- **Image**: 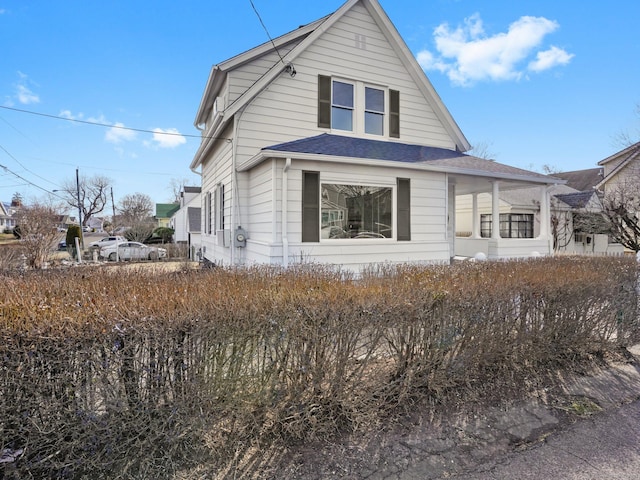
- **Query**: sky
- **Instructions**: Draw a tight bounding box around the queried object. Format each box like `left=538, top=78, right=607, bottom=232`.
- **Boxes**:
left=1, top=0, right=639, bottom=211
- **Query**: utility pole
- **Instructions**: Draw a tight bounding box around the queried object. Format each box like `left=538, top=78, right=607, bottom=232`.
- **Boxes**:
left=110, top=187, right=116, bottom=232
left=76, top=167, right=84, bottom=249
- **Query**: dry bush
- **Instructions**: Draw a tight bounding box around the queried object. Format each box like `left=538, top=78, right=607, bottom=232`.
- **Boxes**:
left=0, top=257, right=637, bottom=477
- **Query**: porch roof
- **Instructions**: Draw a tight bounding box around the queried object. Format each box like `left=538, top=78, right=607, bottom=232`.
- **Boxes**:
left=264, top=134, right=558, bottom=184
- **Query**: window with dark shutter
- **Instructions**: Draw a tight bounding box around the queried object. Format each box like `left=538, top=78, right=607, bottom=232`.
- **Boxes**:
left=318, top=75, right=331, bottom=128
left=389, top=89, right=400, bottom=138
left=397, top=178, right=410, bottom=241
left=302, top=171, right=320, bottom=242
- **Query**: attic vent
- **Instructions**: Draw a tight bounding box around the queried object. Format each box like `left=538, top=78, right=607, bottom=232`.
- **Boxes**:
left=355, top=34, right=367, bottom=50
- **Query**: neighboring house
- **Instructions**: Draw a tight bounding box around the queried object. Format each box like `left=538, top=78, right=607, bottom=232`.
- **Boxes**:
left=595, top=141, right=640, bottom=193
left=155, top=203, right=180, bottom=229
left=86, top=216, right=105, bottom=233
left=189, top=0, right=562, bottom=271
left=0, top=202, right=16, bottom=232
left=169, top=186, right=202, bottom=260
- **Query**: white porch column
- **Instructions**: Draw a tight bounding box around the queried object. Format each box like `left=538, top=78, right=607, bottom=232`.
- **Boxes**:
left=538, top=185, right=550, bottom=239
left=472, top=193, right=481, bottom=239
left=491, top=181, right=501, bottom=239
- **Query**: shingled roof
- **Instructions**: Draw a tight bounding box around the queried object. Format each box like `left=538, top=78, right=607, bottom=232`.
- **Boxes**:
left=264, top=134, right=553, bottom=181
left=554, top=191, right=597, bottom=209
left=553, top=168, right=603, bottom=192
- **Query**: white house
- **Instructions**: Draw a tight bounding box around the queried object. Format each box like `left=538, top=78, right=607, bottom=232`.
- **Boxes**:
left=190, top=0, right=562, bottom=271
left=0, top=202, right=16, bottom=232
left=169, top=186, right=202, bottom=260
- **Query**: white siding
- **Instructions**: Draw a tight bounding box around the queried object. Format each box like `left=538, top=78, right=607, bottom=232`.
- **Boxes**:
left=236, top=159, right=451, bottom=271
left=233, top=2, right=456, bottom=169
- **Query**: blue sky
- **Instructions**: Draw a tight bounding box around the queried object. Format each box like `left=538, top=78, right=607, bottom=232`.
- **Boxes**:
left=1, top=0, right=638, bottom=209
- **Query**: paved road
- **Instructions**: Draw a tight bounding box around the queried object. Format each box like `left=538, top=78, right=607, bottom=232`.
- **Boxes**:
left=454, top=398, right=640, bottom=480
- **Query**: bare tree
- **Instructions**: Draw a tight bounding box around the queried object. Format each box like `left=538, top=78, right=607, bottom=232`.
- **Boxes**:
left=168, top=177, right=192, bottom=204
left=468, top=140, right=497, bottom=161
left=613, top=102, right=640, bottom=148
left=60, top=174, right=112, bottom=226
left=601, top=178, right=640, bottom=252
left=118, top=193, right=155, bottom=242
left=14, top=202, right=60, bottom=269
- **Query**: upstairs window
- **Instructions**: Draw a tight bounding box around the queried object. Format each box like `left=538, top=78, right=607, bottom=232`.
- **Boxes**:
left=318, top=75, right=399, bottom=138
left=332, top=81, right=354, bottom=131
left=365, top=87, right=384, bottom=135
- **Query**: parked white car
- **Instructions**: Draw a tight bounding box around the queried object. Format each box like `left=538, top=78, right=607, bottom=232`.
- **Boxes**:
left=100, top=241, right=167, bottom=261
left=89, top=236, right=126, bottom=249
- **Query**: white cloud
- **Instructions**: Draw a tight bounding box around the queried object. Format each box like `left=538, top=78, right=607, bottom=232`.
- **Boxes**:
left=147, top=128, right=186, bottom=149
left=105, top=122, right=137, bottom=144
left=417, top=13, right=573, bottom=86
left=528, top=46, right=574, bottom=72
left=14, top=72, right=40, bottom=104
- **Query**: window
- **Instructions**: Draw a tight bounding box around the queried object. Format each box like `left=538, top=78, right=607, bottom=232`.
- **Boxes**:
left=215, top=183, right=225, bottom=231
left=318, top=75, right=399, bottom=137
left=332, top=81, right=354, bottom=132
left=302, top=173, right=410, bottom=242
left=205, top=192, right=212, bottom=234
left=321, top=184, right=392, bottom=239
left=480, top=213, right=534, bottom=238
left=365, top=87, right=384, bottom=135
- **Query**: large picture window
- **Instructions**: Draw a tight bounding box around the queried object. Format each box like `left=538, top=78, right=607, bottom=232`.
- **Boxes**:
left=480, top=213, right=534, bottom=238
left=321, top=184, right=392, bottom=239
left=303, top=173, right=409, bottom=242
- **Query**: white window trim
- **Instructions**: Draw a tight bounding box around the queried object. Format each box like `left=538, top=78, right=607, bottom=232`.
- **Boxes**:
left=330, top=78, right=389, bottom=138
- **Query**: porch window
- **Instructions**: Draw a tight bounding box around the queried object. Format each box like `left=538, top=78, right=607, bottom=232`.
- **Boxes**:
left=480, top=213, right=534, bottom=238
left=303, top=172, right=410, bottom=241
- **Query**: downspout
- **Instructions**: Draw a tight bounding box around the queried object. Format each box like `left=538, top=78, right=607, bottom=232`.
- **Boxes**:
left=282, top=157, right=291, bottom=268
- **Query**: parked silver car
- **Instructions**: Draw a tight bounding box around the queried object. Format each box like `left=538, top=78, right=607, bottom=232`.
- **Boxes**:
left=100, top=241, right=167, bottom=261
left=88, top=236, right=126, bottom=249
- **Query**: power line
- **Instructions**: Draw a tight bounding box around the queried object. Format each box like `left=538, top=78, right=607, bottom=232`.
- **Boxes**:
left=0, top=143, right=61, bottom=196
left=0, top=105, right=230, bottom=141
left=249, top=0, right=286, bottom=65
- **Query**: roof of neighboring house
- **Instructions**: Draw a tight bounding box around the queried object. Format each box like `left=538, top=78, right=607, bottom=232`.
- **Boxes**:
left=554, top=191, right=597, bottom=209
left=156, top=203, right=180, bottom=218
left=187, top=207, right=201, bottom=233
left=596, top=141, right=640, bottom=189
left=597, top=141, right=640, bottom=166
left=553, top=168, right=603, bottom=192
left=262, top=134, right=558, bottom=183
left=183, top=186, right=201, bottom=194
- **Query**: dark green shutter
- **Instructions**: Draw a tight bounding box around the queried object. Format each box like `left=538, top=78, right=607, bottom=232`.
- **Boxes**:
left=389, top=89, right=400, bottom=138
left=302, top=171, right=320, bottom=242
left=318, top=75, right=331, bottom=128
left=397, top=178, right=410, bottom=241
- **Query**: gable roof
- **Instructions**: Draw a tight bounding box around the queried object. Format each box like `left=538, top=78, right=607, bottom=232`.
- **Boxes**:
left=553, top=168, right=603, bottom=192
left=596, top=141, right=640, bottom=189
left=155, top=203, right=180, bottom=219
left=255, top=133, right=559, bottom=185
left=191, top=0, right=470, bottom=170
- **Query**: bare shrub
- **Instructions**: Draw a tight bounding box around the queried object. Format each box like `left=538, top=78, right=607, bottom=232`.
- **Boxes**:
left=0, top=257, right=637, bottom=477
